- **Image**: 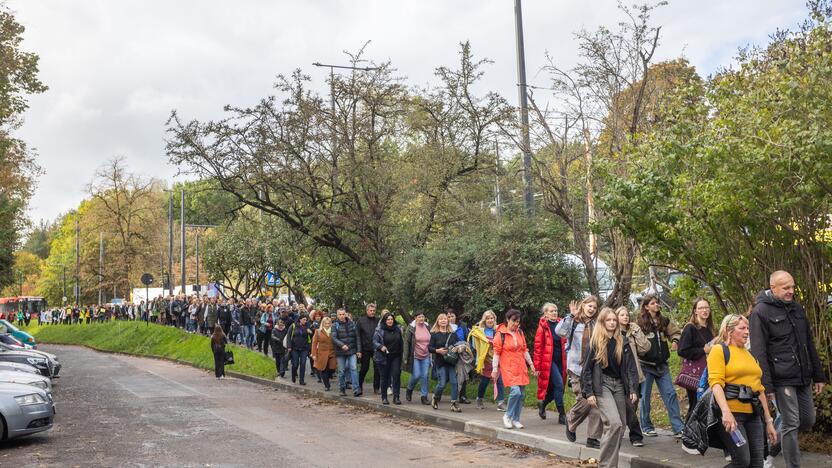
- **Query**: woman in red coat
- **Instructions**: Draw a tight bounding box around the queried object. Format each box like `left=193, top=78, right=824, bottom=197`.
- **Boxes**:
left=534, top=302, right=568, bottom=424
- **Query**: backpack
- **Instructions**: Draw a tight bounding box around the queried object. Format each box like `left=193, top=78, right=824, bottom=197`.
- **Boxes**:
left=696, top=343, right=730, bottom=400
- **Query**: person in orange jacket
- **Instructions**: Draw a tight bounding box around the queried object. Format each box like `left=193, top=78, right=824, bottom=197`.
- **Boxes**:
left=493, top=309, right=538, bottom=429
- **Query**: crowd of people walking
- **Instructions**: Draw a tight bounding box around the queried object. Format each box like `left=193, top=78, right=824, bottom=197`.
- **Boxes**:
left=44, top=270, right=826, bottom=468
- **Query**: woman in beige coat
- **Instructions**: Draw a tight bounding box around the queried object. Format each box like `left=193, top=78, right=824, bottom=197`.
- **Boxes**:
left=616, top=306, right=650, bottom=447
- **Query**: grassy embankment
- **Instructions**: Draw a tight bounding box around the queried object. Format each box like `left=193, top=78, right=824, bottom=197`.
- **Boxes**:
left=27, top=321, right=691, bottom=416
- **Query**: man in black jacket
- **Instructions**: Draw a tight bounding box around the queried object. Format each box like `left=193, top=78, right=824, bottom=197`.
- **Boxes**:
left=357, top=303, right=380, bottom=394
left=750, top=270, right=827, bottom=468
left=331, top=308, right=362, bottom=396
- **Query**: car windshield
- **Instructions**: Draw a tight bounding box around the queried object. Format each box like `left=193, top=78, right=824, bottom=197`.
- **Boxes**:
left=0, top=320, right=18, bottom=332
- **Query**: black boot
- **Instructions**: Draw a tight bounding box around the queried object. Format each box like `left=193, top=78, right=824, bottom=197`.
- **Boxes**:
left=557, top=405, right=566, bottom=425
left=538, top=401, right=547, bottom=420
left=382, top=397, right=390, bottom=405
left=421, top=395, right=429, bottom=405
left=431, top=394, right=441, bottom=410
left=393, top=396, right=401, bottom=405
left=406, top=389, right=413, bottom=402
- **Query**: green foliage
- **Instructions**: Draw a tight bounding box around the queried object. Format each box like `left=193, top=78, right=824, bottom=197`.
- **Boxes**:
left=392, top=217, right=584, bottom=330
left=171, top=179, right=241, bottom=227
left=22, top=219, right=56, bottom=259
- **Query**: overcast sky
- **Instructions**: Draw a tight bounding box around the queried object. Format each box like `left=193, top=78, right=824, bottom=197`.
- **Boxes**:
left=8, top=0, right=807, bottom=225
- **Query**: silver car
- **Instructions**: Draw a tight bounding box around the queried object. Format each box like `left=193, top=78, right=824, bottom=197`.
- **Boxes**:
left=0, top=382, right=54, bottom=440
left=0, top=362, right=41, bottom=375
left=0, top=370, right=51, bottom=394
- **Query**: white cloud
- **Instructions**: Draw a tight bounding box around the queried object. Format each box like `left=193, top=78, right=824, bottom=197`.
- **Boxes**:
left=7, top=0, right=808, bottom=223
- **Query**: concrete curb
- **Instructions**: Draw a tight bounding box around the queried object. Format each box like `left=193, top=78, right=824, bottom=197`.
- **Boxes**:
left=39, top=343, right=745, bottom=467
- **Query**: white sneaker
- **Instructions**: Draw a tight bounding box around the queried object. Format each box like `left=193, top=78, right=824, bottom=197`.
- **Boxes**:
left=502, top=414, right=513, bottom=429
left=512, top=420, right=524, bottom=429
left=763, top=455, right=775, bottom=468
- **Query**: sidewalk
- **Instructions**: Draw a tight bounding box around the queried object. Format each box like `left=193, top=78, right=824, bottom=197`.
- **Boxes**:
left=228, top=370, right=832, bottom=468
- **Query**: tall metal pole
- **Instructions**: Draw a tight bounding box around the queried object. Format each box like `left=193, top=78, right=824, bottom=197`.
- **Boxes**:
left=195, top=232, right=200, bottom=293
left=74, top=219, right=80, bottom=305
left=168, top=192, right=173, bottom=296
left=62, top=266, right=67, bottom=304
left=180, top=188, right=186, bottom=295
left=98, top=232, right=103, bottom=305
left=495, top=138, right=502, bottom=221
left=514, top=0, right=534, bottom=215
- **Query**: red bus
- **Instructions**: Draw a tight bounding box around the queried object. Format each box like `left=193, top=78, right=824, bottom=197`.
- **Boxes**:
left=0, top=296, right=47, bottom=321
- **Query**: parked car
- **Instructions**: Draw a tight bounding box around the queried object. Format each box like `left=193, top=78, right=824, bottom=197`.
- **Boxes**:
left=0, top=370, right=51, bottom=395
left=0, top=382, right=54, bottom=440
left=0, top=343, right=60, bottom=378
left=0, top=362, right=41, bottom=375
left=0, top=320, right=36, bottom=348
left=0, top=349, right=51, bottom=377
left=0, top=333, right=33, bottom=350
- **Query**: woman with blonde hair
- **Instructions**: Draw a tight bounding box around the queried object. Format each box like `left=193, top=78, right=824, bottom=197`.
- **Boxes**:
left=468, top=309, right=505, bottom=410
left=707, top=314, right=776, bottom=468
left=534, top=302, right=567, bottom=424
left=311, top=316, right=338, bottom=390
left=580, top=307, right=640, bottom=467
left=429, top=313, right=462, bottom=412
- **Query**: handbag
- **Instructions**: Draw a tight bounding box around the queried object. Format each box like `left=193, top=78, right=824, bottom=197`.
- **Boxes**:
left=674, top=355, right=706, bottom=390
left=225, top=350, right=235, bottom=365
left=443, top=334, right=459, bottom=365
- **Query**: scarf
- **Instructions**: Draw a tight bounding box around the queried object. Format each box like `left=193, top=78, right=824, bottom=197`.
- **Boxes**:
left=321, top=325, right=331, bottom=336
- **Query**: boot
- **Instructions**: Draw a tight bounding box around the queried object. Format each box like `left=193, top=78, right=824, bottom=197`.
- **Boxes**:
left=406, top=389, right=413, bottom=402
left=557, top=405, right=566, bottom=425
left=421, top=395, right=430, bottom=405
left=382, top=397, right=390, bottom=405
left=459, top=396, right=471, bottom=404
left=538, top=401, right=547, bottom=420
left=393, top=396, right=401, bottom=405
left=431, top=394, right=441, bottom=410
left=476, top=398, right=484, bottom=409
left=450, top=400, right=461, bottom=413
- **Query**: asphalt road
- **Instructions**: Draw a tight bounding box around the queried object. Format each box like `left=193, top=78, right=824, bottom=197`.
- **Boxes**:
left=0, top=345, right=572, bottom=467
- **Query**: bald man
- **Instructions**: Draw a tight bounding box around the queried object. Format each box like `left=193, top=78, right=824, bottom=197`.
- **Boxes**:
left=750, top=270, right=827, bottom=468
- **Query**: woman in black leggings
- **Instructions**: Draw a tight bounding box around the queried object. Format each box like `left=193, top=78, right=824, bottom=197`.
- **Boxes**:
left=210, top=325, right=228, bottom=379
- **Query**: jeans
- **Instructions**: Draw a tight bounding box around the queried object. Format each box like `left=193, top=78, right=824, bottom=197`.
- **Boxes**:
left=433, top=365, right=458, bottom=401
left=359, top=351, right=380, bottom=392
left=639, top=367, right=684, bottom=433
left=407, top=358, right=430, bottom=397
left=542, top=360, right=565, bottom=409
left=719, top=411, right=764, bottom=468
left=506, top=385, right=525, bottom=422
left=477, top=374, right=505, bottom=401
left=187, top=319, right=197, bottom=332
left=243, top=325, right=256, bottom=348
left=291, top=349, right=309, bottom=383
left=775, top=385, right=816, bottom=468
left=597, top=375, right=627, bottom=468
left=379, top=354, right=402, bottom=399
left=337, top=354, right=359, bottom=393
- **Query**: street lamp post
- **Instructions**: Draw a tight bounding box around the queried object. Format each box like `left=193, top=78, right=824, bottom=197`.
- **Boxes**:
left=514, top=0, right=534, bottom=215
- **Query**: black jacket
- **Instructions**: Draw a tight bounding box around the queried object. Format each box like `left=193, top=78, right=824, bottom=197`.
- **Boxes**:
left=357, top=315, right=380, bottom=352
left=750, top=289, right=827, bottom=390
left=677, top=324, right=714, bottom=361
left=270, top=327, right=288, bottom=354
left=428, top=330, right=459, bottom=368
left=287, top=322, right=311, bottom=352
left=681, top=388, right=726, bottom=455
left=217, top=305, right=232, bottom=325
left=240, top=306, right=254, bottom=326
left=579, top=337, right=640, bottom=398
left=331, top=319, right=361, bottom=356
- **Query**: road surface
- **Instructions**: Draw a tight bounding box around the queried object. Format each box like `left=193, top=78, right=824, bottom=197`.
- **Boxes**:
left=0, top=345, right=573, bottom=467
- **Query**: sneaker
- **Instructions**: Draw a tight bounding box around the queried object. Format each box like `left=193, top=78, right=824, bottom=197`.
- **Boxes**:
left=450, top=401, right=461, bottom=413
left=631, top=440, right=644, bottom=447
left=353, top=391, right=362, bottom=397
left=644, top=429, right=658, bottom=437
left=503, top=414, right=513, bottom=429
left=459, top=397, right=471, bottom=404
left=431, top=395, right=439, bottom=410
left=420, top=395, right=430, bottom=405
left=673, top=432, right=683, bottom=439
left=681, top=444, right=699, bottom=455
left=586, top=438, right=600, bottom=449
left=339, top=389, right=347, bottom=396
left=476, top=398, right=484, bottom=409
left=382, top=398, right=390, bottom=405
left=496, top=400, right=506, bottom=412
left=512, top=420, right=524, bottom=429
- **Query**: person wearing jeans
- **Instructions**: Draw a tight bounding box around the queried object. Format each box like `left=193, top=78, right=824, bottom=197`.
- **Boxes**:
left=428, top=313, right=461, bottom=412
left=493, top=309, right=537, bottom=429
left=750, top=271, right=827, bottom=468
left=403, top=312, right=432, bottom=405
left=331, top=308, right=362, bottom=396
left=534, top=303, right=567, bottom=423
left=636, top=295, right=684, bottom=436
left=469, top=310, right=506, bottom=410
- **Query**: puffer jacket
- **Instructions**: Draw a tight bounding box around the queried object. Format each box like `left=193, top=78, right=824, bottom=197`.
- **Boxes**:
left=750, top=289, right=827, bottom=390
left=681, top=388, right=726, bottom=455
left=331, top=318, right=361, bottom=356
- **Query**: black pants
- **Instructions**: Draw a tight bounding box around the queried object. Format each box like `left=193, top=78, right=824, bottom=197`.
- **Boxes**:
left=291, top=349, right=309, bottom=383
left=273, top=349, right=286, bottom=376
left=719, top=411, right=764, bottom=468
left=626, top=394, right=643, bottom=443
left=686, top=388, right=698, bottom=422
left=262, top=333, right=271, bottom=356
left=256, top=329, right=266, bottom=352
left=320, top=368, right=334, bottom=389
left=379, top=354, right=402, bottom=399
left=213, top=350, right=226, bottom=378
left=359, top=351, right=380, bottom=392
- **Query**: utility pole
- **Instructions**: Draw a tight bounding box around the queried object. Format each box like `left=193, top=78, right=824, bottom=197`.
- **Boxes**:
left=195, top=232, right=200, bottom=293
left=74, top=218, right=80, bottom=305
left=168, top=191, right=173, bottom=296
left=494, top=138, right=502, bottom=221
left=180, top=188, right=186, bottom=295
left=62, top=266, right=67, bottom=305
left=514, top=0, right=534, bottom=215
left=98, top=232, right=104, bottom=305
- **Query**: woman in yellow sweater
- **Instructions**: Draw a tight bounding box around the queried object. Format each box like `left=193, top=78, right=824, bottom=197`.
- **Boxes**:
left=708, top=314, right=777, bottom=468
